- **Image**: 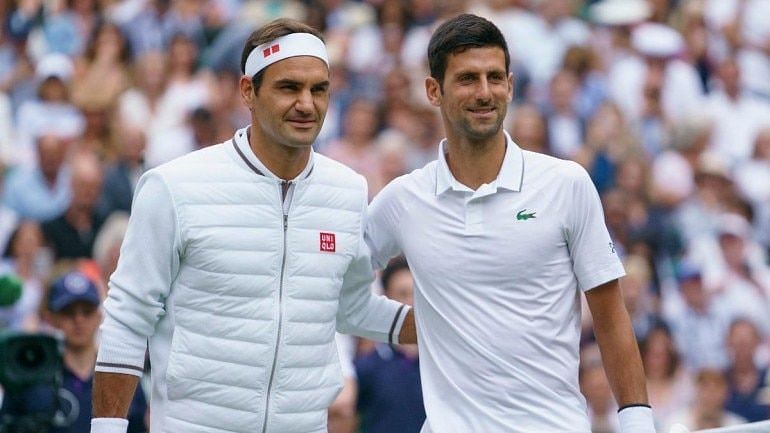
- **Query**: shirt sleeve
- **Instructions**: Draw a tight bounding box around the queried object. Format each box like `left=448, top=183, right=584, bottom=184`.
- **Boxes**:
left=565, top=163, right=625, bottom=292
left=336, top=178, right=408, bottom=344
left=96, top=170, right=182, bottom=376
left=364, top=177, right=403, bottom=270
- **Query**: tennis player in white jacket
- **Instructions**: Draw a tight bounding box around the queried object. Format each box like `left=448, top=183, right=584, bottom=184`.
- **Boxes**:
left=90, top=18, right=416, bottom=433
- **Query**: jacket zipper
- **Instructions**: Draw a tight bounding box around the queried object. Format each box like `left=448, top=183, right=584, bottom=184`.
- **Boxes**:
left=261, top=180, right=291, bottom=433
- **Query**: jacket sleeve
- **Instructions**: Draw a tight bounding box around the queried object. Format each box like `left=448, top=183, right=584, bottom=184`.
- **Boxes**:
left=96, top=170, right=182, bottom=376
left=336, top=179, right=409, bottom=344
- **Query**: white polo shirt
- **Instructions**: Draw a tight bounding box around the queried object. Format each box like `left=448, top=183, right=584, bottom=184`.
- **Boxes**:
left=366, top=132, right=625, bottom=433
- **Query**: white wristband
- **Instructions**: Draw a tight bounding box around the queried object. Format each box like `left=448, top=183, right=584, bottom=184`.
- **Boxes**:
left=91, top=417, right=129, bottom=433
left=618, top=405, right=655, bottom=433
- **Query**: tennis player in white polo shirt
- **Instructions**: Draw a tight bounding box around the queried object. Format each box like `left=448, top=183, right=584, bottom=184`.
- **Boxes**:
left=366, top=14, right=655, bottom=433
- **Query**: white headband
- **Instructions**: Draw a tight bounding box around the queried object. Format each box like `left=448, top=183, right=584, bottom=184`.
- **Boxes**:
left=244, top=33, right=329, bottom=77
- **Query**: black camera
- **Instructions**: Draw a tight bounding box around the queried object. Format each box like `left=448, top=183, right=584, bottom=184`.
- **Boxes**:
left=0, top=332, right=63, bottom=393
left=0, top=332, right=64, bottom=433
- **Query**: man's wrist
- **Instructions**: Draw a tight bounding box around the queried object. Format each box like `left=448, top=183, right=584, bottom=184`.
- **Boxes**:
left=618, top=404, right=655, bottom=433
left=91, top=417, right=128, bottom=433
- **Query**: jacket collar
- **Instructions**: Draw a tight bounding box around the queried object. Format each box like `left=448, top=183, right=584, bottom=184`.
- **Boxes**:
left=232, top=126, right=314, bottom=181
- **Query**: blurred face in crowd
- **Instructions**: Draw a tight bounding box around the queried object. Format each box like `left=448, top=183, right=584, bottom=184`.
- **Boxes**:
left=719, top=232, right=746, bottom=270
left=579, top=347, right=613, bottom=414
left=39, top=77, right=68, bottom=102
left=51, top=301, right=101, bottom=350
left=718, top=58, right=741, bottom=97
left=642, top=327, right=678, bottom=380
left=620, top=257, right=649, bottom=315
left=753, top=129, right=770, bottom=160
left=70, top=156, right=104, bottom=211
left=136, top=52, right=167, bottom=96
left=549, top=70, right=577, bottom=113
left=680, top=275, right=707, bottom=313
left=169, top=33, right=198, bottom=73
left=426, top=46, right=512, bottom=145
left=509, top=104, right=546, bottom=153
left=36, top=135, right=68, bottom=182
left=10, top=222, right=44, bottom=261
left=93, top=23, right=126, bottom=62
left=343, top=99, right=379, bottom=144
left=385, top=268, right=414, bottom=306
left=120, top=125, right=146, bottom=164
left=727, top=319, right=760, bottom=367
left=241, top=56, right=330, bottom=151
left=694, top=370, right=729, bottom=419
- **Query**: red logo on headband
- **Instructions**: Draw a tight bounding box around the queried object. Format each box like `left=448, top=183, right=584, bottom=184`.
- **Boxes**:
left=263, top=44, right=280, bottom=58
left=320, top=232, right=336, bottom=252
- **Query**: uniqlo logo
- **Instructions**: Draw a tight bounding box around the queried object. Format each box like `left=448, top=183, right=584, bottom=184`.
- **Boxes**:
left=320, top=232, right=336, bottom=252
left=263, top=44, right=280, bottom=58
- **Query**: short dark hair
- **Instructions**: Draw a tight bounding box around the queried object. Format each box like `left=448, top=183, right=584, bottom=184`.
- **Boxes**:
left=380, top=256, right=409, bottom=293
left=240, top=18, right=325, bottom=92
left=427, top=14, right=510, bottom=88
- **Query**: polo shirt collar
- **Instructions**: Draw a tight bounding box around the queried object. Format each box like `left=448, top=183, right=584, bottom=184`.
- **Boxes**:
left=232, top=126, right=314, bottom=181
left=435, top=130, right=524, bottom=196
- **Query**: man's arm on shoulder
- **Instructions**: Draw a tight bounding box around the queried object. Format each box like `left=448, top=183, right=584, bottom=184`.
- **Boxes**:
left=337, top=180, right=410, bottom=343
left=92, top=171, right=182, bottom=432
left=585, top=279, right=654, bottom=432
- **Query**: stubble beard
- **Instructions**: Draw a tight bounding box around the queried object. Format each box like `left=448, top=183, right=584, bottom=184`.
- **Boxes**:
left=457, top=109, right=505, bottom=144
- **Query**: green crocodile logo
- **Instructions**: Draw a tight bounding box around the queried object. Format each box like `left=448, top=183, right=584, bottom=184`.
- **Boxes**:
left=516, top=209, right=536, bottom=221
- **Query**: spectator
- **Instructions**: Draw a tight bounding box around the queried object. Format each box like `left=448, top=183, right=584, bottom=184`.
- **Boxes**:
left=3, top=133, right=71, bottom=222
left=97, top=125, right=145, bottom=218
left=725, top=318, right=770, bottom=422
left=640, top=321, right=693, bottom=430
left=579, top=343, right=618, bottom=433
left=322, top=98, right=386, bottom=197
left=0, top=221, right=49, bottom=330
left=541, top=69, right=584, bottom=159
left=355, top=257, right=424, bottom=433
left=609, top=22, right=703, bottom=127
left=621, top=255, right=657, bottom=340
left=734, top=128, right=770, bottom=250
left=508, top=103, right=548, bottom=154
left=14, top=53, right=84, bottom=167
left=701, top=56, right=770, bottom=166
left=664, top=369, right=748, bottom=431
left=665, top=261, right=732, bottom=370
left=70, top=22, right=131, bottom=115
left=91, top=212, right=129, bottom=286
left=42, top=153, right=105, bottom=260
left=0, top=270, right=148, bottom=433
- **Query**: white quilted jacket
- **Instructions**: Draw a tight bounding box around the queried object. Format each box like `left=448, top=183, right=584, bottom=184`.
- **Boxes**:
left=96, top=129, right=407, bottom=433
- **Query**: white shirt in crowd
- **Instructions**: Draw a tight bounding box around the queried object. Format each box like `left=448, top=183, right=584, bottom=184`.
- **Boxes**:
left=701, top=91, right=770, bottom=166
left=609, top=56, right=703, bottom=125
left=365, top=132, right=625, bottom=433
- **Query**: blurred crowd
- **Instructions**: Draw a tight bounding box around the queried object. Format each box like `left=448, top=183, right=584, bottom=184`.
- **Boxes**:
left=0, top=0, right=769, bottom=432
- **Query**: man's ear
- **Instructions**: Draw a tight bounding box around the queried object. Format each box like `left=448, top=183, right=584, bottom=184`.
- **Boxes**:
left=239, top=75, right=256, bottom=108
left=425, top=76, right=442, bottom=108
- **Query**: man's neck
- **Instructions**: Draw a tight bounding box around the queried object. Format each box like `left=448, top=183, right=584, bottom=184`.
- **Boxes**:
left=64, top=345, right=97, bottom=380
left=444, top=131, right=506, bottom=190
left=249, top=128, right=310, bottom=181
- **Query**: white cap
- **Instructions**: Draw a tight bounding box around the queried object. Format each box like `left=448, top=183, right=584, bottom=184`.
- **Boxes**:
left=631, top=23, right=684, bottom=58
left=35, top=53, right=74, bottom=82
left=590, top=0, right=651, bottom=26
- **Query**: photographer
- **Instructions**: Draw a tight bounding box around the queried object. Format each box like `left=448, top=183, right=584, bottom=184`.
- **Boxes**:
left=0, top=271, right=147, bottom=433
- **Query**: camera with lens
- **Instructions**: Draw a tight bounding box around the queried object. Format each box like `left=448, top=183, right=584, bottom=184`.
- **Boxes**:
left=0, top=331, right=64, bottom=433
